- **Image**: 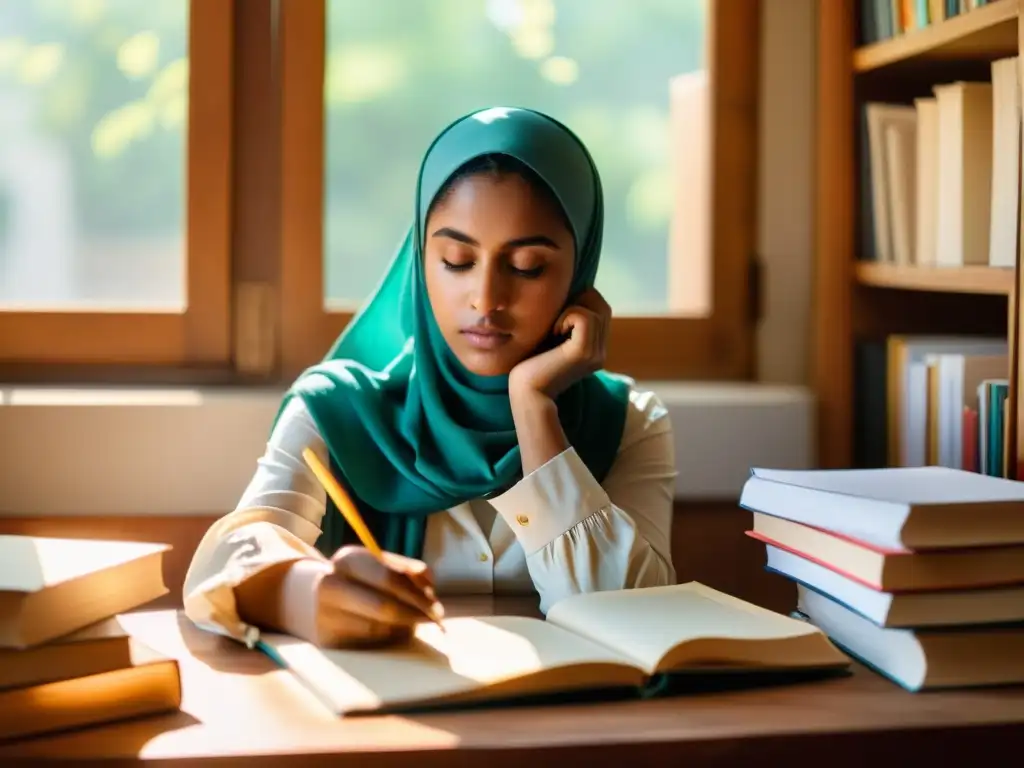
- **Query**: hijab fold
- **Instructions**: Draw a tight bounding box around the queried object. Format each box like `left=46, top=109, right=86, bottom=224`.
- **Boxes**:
left=274, top=107, right=631, bottom=558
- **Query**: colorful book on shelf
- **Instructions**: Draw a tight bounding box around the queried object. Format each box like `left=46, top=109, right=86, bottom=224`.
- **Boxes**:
left=892, top=0, right=1002, bottom=45
left=963, top=405, right=979, bottom=472
left=978, top=378, right=1009, bottom=476
left=884, top=336, right=1006, bottom=468
left=257, top=583, right=850, bottom=716
left=859, top=0, right=956, bottom=46
left=923, top=352, right=1006, bottom=470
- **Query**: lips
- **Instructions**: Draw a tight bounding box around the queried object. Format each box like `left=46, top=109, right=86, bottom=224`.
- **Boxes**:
left=460, top=328, right=512, bottom=350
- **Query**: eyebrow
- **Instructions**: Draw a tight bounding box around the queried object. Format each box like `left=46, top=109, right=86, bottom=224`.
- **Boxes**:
left=431, top=227, right=560, bottom=250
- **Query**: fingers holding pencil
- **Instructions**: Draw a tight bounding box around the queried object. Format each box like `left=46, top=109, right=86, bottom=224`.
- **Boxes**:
left=301, top=446, right=446, bottom=636
left=330, top=546, right=444, bottom=626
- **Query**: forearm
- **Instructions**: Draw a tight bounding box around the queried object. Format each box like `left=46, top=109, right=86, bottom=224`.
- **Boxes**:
left=234, top=557, right=328, bottom=641
left=510, top=388, right=569, bottom=475
left=233, top=559, right=296, bottom=632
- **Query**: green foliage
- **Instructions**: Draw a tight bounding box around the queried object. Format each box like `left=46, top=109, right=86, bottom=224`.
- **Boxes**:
left=324, top=0, right=704, bottom=311
left=0, top=0, right=704, bottom=310
left=0, top=0, right=187, bottom=236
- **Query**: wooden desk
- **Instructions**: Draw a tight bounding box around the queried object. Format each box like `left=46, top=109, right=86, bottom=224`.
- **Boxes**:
left=2, top=597, right=1023, bottom=767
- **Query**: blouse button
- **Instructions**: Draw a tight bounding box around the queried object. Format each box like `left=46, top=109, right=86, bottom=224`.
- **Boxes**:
left=515, top=514, right=530, bottom=527
left=478, top=552, right=489, bottom=562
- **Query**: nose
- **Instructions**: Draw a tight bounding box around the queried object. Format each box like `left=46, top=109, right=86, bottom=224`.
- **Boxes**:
left=469, top=263, right=509, bottom=315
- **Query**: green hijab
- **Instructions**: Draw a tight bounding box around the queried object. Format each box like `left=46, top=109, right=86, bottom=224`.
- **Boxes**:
left=277, top=107, right=631, bottom=558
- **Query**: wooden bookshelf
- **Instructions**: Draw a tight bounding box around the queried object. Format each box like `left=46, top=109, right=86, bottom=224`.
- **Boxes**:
left=855, top=263, right=1015, bottom=294
left=854, top=0, right=1018, bottom=71
left=814, top=0, right=1023, bottom=474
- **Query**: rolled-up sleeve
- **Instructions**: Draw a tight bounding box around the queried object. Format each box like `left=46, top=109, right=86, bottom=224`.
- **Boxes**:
left=489, top=390, right=677, bottom=613
left=181, top=397, right=329, bottom=644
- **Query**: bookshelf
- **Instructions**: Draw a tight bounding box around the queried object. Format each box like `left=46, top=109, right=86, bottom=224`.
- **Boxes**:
left=814, top=0, right=1023, bottom=475
left=854, top=0, right=1018, bottom=71
left=854, top=263, right=1015, bottom=294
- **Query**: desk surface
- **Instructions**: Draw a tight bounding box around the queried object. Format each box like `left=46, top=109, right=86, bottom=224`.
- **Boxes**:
left=2, top=596, right=1024, bottom=767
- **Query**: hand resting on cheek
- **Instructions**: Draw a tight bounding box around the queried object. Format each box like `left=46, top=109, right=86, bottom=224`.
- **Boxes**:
left=508, top=287, right=611, bottom=400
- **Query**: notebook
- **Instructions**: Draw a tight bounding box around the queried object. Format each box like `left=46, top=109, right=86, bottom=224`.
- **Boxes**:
left=258, top=582, right=850, bottom=715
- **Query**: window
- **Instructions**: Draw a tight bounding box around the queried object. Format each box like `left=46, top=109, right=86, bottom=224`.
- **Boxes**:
left=2, top=0, right=759, bottom=383
left=0, top=0, right=232, bottom=371
left=280, top=0, right=760, bottom=381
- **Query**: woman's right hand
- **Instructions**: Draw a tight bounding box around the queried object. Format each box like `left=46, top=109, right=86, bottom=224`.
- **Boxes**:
left=278, top=546, right=443, bottom=648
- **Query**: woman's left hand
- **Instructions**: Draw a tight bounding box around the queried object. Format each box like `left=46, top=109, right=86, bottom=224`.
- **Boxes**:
left=509, top=288, right=611, bottom=400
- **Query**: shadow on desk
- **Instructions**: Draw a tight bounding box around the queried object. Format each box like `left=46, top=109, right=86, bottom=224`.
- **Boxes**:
left=175, top=613, right=273, bottom=675
left=653, top=665, right=852, bottom=697
left=0, top=709, right=200, bottom=760
left=367, top=667, right=852, bottom=719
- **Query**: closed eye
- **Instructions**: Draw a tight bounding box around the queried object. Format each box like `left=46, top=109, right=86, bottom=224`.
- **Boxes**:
left=511, top=265, right=545, bottom=278
left=442, top=259, right=545, bottom=279
left=442, top=258, right=472, bottom=272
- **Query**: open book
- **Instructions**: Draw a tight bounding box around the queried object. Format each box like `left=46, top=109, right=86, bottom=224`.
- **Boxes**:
left=258, top=582, right=849, bottom=715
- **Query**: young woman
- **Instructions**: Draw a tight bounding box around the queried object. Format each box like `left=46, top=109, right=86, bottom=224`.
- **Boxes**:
left=183, top=106, right=677, bottom=650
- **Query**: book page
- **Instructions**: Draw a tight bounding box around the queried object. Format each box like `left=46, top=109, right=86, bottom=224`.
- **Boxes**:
left=546, top=582, right=842, bottom=675
left=259, top=615, right=645, bottom=715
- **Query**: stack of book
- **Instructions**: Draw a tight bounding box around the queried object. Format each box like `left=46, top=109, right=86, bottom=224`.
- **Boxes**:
left=740, top=465, right=1024, bottom=691
left=0, top=535, right=181, bottom=741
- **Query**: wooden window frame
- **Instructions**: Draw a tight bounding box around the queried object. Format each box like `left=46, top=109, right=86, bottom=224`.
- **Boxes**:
left=279, top=0, right=761, bottom=382
left=0, top=0, right=234, bottom=375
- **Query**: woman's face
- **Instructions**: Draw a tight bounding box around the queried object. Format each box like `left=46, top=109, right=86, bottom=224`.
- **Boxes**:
left=423, top=172, right=575, bottom=376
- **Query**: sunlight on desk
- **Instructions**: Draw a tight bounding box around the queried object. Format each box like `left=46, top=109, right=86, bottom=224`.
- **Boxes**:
left=0, top=608, right=1022, bottom=765
left=114, top=612, right=464, bottom=759
left=0, top=537, right=167, bottom=592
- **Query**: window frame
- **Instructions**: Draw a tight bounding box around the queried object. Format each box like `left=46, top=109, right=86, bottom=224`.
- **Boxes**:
left=0, top=0, right=234, bottom=373
left=278, top=0, right=761, bottom=382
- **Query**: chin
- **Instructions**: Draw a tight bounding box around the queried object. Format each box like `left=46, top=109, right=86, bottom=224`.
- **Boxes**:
left=454, top=348, right=519, bottom=378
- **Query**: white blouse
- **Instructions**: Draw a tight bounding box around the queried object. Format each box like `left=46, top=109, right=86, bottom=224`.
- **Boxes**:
left=182, top=382, right=678, bottom=647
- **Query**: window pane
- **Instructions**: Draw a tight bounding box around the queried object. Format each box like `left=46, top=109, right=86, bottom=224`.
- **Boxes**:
left=0, top=0, right=188, bottom=310
left=323, top=0, right=706, bottom=314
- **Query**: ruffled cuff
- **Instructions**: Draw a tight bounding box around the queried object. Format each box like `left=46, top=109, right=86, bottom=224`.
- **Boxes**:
left=489, top=447, right=611, bottom=555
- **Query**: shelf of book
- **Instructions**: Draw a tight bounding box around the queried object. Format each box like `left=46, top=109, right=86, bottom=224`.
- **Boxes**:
left=854, top=0, right=1018, bottom=72
left=814, top=0, right=1024, bottom=476
left=855, top=262, right=1015, bottom=294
